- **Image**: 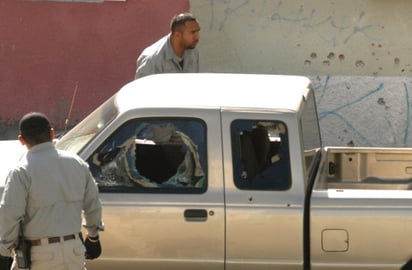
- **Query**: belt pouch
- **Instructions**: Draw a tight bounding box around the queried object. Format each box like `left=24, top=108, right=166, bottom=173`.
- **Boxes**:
left=15, top=220, right=31, bottom=269
left=15, top=239, right=31, bottom=269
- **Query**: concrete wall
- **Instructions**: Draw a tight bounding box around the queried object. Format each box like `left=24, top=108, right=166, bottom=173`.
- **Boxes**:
left=2, top=0, right=412, bottom=147
left=192, top=0, right=412, bottom=147
left=310, top=76, right=412, bottom=147
left=193, top=0, right=412, bottom=77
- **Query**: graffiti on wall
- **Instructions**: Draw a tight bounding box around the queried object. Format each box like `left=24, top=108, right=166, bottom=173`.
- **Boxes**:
left=310, top=76, right=412, bottom=147
left=207, top=0, right=379, bottom=47
left=193, top=0, right=412, bottom=76
left=191, top=0, right=412, bottom=146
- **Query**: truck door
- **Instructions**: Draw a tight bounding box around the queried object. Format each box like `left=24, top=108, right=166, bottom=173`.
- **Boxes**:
left=221, top=111, right=305, bottom=270
left=83, top=108, right=225, bottom=270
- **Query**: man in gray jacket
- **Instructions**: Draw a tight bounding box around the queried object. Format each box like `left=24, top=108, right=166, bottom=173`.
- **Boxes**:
left=135, top=12, right=200, bottom=79
left=0, top=112, right=103, bottom=270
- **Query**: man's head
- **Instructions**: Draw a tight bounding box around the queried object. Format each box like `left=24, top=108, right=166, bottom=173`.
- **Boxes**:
left=18, top=112, right=54, bottom=147
left=170, top=13, right=200, bottom=51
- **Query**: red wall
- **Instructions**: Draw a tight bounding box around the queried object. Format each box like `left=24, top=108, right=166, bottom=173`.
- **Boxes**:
left=0, top=0, right=189, bottom=138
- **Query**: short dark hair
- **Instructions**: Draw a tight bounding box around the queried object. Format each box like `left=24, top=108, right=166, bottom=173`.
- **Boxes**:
left=170, top=13, right=197, bottom=33
left=19, top=112, right=52, bottom=145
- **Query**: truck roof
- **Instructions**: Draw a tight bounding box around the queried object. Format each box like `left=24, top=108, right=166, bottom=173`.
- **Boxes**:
left=116, top=73, right=312, bottom=113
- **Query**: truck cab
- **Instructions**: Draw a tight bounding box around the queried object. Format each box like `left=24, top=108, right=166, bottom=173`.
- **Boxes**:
left=55, top=73, right=319, bottom=270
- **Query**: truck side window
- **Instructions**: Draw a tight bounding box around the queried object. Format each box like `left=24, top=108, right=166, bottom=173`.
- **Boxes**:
left=87, top=118, right=207, bottom=193
left=231, top=120, right=291, bottom=191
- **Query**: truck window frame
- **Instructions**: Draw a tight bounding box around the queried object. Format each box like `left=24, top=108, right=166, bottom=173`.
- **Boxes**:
left=300, top=89, right=322, bottom=185
left=87, top=117, right=208, bottom=194
left=231, top=119, right=292, bottom=191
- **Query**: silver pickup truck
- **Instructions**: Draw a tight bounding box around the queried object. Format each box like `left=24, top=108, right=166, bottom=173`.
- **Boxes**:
left=12, top=73, right=412, bottom=269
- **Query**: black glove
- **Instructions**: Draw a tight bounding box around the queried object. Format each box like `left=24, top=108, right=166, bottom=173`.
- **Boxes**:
left=0, top=254, right=13, bottom=270
left=84, top=235, right=102, bottom=260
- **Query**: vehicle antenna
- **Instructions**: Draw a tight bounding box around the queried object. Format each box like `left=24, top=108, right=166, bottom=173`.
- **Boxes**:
left=64, top=81, right=79, bottom=133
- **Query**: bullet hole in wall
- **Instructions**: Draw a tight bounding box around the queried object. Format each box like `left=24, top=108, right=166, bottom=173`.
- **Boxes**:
left=377, top=97, right=385, bottom=106
left=339, top=54, right=345, bottom=61
left=304, top=60, right=311, bottom=66
left=377, top=97, right=390, bottom=109
left=327, top=52, right=335, bottom=60
left=355, top=60, right=365, bottom=67
left=310, top=52, right=317, bottom=59
left=394, top=57, right=400, bottom=65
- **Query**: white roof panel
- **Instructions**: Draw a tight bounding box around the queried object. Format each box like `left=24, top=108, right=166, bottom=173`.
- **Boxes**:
left=115, top=73, right=311, bottom=113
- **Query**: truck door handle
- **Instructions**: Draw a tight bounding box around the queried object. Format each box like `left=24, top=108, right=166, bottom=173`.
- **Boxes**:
left=184, top=209, right=208, bottom=222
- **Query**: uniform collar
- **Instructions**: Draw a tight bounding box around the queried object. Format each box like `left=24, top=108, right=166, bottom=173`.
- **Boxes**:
left=165, top=34, right=183, bottom=61
left=27, top=142, right=55, bottom=155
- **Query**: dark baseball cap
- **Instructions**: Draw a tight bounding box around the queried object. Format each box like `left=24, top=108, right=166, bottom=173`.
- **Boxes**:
left=19, top=112, right=51, bottom=137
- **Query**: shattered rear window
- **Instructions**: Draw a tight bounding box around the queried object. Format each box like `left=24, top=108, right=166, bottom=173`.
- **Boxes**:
left=87, top=118, right=207, bottom=194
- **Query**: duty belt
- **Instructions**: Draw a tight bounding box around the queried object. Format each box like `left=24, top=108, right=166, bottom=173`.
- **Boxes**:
left=29, top=234, right=77, bottom=246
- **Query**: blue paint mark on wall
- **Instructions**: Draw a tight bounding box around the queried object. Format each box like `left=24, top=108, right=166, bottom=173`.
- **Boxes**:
left=311, top=76, right=412, bottom=147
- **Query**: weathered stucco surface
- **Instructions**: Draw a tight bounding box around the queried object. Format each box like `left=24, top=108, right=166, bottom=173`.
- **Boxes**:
left=191, top=0, right=412, bottom=146
left=192, top=0, right=412, bottom=77
left=310, top=76, right=412, bottom=147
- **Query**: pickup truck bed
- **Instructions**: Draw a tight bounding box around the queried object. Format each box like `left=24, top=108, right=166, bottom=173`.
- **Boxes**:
left=316, top=147, right=412, bottom=190
left=310, top=147, right=412, bottom=270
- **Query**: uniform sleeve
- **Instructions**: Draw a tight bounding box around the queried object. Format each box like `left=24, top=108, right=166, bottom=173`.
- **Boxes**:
left=82, top=166, right=104, bottom=237
left=135, top=53, right=155, bottom=79
left=0, top=169, right=28, bottom=256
